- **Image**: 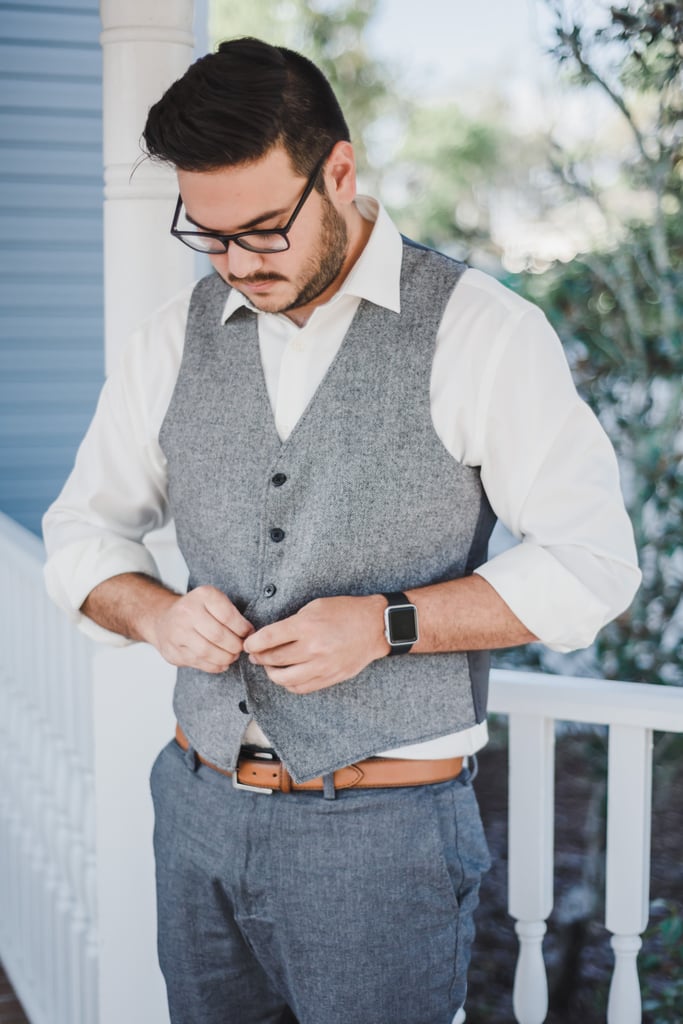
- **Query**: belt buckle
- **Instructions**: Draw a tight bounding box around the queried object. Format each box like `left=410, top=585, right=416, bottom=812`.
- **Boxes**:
left=232, top=749, right=275, bottom=795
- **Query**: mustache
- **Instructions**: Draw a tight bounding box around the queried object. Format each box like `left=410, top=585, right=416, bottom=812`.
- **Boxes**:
left=228, top=273, right=287, bottom=286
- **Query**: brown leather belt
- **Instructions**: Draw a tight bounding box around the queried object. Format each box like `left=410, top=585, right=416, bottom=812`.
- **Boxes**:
left=175, top=724, right=463, bottom=793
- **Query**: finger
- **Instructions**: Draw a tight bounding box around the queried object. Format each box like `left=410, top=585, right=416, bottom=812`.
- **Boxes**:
left=248, top=641, right=302, bottom=668
left=244, top=617, right=300, bottom=654
left=169, top=635, right=240, bottom=673
left=264, top=663, right=319, bottom=689
left=197, top=586, right=254, bottom=638
left=192, top=653, right=239, bottom=673
left=194, top=614, right=246, bottom=656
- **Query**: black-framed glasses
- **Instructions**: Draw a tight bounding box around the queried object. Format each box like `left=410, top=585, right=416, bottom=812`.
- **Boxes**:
left=170, top=150, right=330, bottom=255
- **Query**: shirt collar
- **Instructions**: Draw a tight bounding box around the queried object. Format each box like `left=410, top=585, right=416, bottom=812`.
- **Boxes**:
left=220, top=196, right=402, bottom=324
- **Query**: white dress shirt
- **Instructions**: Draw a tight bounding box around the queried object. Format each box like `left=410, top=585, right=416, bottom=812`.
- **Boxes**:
left=43, top=197, right=641, bottom=758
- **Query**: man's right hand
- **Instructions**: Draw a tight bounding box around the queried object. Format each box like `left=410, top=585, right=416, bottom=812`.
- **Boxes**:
left=81, top=574, right=254, bottom=673
left=142, top=585, right=254, bottom=672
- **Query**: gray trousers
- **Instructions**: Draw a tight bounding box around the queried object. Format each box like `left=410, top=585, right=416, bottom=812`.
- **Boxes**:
left=150, top=738, right=490, bottom=1024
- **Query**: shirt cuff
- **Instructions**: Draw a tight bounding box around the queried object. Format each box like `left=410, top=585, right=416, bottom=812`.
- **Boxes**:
left=474, top=543, right=612, bottom=653
left=43, top=537, right=161, bottom=646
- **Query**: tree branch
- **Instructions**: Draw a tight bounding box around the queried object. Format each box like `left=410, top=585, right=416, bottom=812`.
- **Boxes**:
left=556, top=24, right=654, bottom=167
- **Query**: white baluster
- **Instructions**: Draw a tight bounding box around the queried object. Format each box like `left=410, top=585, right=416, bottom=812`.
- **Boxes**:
left=83, top=771, right=100, bottom=1023
left=55, top=879, right=72, bottom=1024
left=513, top=921, right=548, bottom=1024
left=29, top=839, right=48, bottom=1022
left=19, top=701, right=41, bottom=1019
left=608, top=934, right=643, bottom=1024
left=605, top=724, right=652, bottom=1024
left=55, top=739, right=75, bottom=1024
left=73, top=627, right=95, bottom=772
left=0, top=675, right=11, bottom=954
left=69, top=627, right=98, bottom=1024
left=42, top=729, right=62, bottom=1020
left=507, top=713, right=554, bottom=1024
left=67, top=754, right=88, bottom=1024
left=27, top=728, right=44, bottom=1012
left=7, top=692, right=25, bottom=974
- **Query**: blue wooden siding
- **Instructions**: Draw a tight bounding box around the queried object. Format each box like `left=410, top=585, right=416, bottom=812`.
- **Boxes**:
left=0, top=0, right=104, bottom=535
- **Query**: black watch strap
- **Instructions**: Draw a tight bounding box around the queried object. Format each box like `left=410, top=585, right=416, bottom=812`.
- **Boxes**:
left=382, top=591, right=418, bottom=655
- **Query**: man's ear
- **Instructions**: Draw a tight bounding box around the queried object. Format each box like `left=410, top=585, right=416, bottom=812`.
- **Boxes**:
left=323, top=141, right=357, bottom=204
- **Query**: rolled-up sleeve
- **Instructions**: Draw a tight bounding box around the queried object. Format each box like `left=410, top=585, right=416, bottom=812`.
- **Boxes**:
left=433, top=269, right=641, bottom=652
left=42, top=286, right=192, bottom=643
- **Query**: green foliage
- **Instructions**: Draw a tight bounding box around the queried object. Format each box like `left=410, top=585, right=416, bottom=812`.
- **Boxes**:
left=210, top=0, right=395, bottom=173
left=384, top=103, right=504, bottom=253
left=511, top=1, right=683, bottom=687
left=210, top=0, right=508, bottom=240
left=209, top=0, right=682, bottom=688
left=642, top=900, right=683, bottom=1022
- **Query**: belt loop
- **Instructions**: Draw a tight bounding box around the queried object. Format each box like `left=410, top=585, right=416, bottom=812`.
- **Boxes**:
left=322, top=773, right=336, bottom=801
left=183, top=744, right=199, bottom=773
left=280, top=766, right=292, bottom=794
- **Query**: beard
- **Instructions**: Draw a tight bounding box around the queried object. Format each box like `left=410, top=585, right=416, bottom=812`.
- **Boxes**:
left=283, top=191, right=349, bottom=312
left=227, top=190, right=349, bottom=315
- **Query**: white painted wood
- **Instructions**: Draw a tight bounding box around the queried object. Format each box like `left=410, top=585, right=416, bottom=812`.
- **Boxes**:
left=508, top=715, right=555, bottom=920
left=507, top=715, right=554, bottom=1022
left=94, top=6, right=197, bottom=1022
left=607, top=934, right=643, bottom=1024
left=100, top=0, right=196, bottom=373
left=513, top=921, right=548, bottom=1024
left=490, top=669, right=683, bottom=732
left=605, top=725, right=652, bottom=935
left=93, top=645, right=176, bottom=1024
left=2, top=502, right=682, bottom=1020
left=0, top=513, right=97, bottom=1024
left=605, top=724, right=652, bottom=1024
left=99, top=0, right=195, bottom=597
left=0, top=510, right=179, bottom=1024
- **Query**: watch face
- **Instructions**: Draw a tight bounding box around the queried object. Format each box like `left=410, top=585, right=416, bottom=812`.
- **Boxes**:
left=387, top=605, right=418, bottom=645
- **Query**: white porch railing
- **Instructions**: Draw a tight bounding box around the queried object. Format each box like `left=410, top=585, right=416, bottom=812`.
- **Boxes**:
left=1, top=510, right=682, bottom=1024
left=0, top=511, right=175, bottom=1024
left=488, top=670, right=683, bottom=1024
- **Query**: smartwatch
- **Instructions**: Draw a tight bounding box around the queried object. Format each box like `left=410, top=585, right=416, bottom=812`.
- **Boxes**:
left=382, top=591, right=418, bottom=655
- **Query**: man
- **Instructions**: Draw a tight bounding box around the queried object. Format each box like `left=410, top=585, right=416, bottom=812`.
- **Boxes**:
left=43, top=37, right=640, bottom=1024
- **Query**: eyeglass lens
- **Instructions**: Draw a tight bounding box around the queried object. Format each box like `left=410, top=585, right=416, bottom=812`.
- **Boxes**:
left=173, top=218, right=290, bottom=254
left=171, top=148, right=331, bottom=255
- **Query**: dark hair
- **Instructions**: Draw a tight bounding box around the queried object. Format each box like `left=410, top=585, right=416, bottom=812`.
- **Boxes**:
left=142, top=37, right=350, bottom=178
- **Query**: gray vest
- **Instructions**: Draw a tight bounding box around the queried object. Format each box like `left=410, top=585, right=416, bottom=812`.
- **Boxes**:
left=159, top=241, right=496, bottom=781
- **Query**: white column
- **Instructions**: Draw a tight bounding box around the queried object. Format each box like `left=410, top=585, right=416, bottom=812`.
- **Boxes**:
left=605, top=724, right=652, bottom=1024
left=92, top=646, right=177, bottom=1024
left=96, top=5, right=196, bottom=1023
left=100, top=0, right=196, bottom=374
left=508, top=714, right=555, bottom=1024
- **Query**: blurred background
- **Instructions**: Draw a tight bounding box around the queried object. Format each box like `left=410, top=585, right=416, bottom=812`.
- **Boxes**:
left=211, top=0, right=683, bottom=696
left=207, top=2, right=683, bottom=1019
left=0, top=1, right=680, bottom=1020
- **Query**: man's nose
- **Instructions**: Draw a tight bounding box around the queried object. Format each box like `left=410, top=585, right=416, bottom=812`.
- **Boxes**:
left=211, top=243, right=264, bottom=280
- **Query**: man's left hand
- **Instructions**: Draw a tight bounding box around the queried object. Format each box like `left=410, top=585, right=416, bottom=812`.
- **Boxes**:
left=243, top=594, right=390, bottom=694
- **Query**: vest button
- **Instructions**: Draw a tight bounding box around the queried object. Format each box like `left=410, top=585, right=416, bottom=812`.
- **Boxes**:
left=263, top=583, right=277, bottom=598
left=269, top=528, right=285, bottom=543
left=271, top=473, right=287, bottom=487
left=238, top=700, right=248, bottom=714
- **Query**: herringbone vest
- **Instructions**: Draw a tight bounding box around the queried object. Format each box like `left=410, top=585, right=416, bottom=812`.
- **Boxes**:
left=159, top=241, right=496, bottom=781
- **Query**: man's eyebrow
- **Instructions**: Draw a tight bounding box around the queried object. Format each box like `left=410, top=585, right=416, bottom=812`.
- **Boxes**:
left=184, top=205, right=290, bottom=233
